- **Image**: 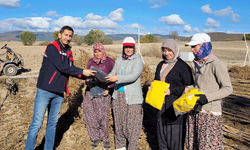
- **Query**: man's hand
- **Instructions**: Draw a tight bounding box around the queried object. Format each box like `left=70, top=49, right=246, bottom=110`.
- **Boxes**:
left=83, top=69, right=96, bottom=77
left=105, top=75, right=118, bottom=82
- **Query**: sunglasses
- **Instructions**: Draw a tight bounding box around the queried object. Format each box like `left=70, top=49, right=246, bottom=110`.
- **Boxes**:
left=191, top=44, right=201, bottom=48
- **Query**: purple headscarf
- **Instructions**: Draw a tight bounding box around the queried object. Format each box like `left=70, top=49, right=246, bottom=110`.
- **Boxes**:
left=194, top=42, right=212, bottom=60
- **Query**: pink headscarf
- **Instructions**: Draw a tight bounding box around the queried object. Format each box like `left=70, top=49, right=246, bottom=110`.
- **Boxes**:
left=93, top=43, right=107, bottom=64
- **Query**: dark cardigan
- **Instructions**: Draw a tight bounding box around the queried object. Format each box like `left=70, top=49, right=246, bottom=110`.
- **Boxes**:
left=155, top=58, right=194, bottom=124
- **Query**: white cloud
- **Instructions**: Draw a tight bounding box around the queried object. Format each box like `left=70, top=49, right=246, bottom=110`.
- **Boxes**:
left=201, top=4, right=213, bottom=14
left=231, top=13, right=240, bottom=23
left=0, top=17, right=52, bottom=32
left=151, top=4, right=161, bottom=9
left=107, top=29, right=116, bottom=34
left=159, top=14, right=185, bottom=25
left=46, top=11, right=60, bottom=18
left=148, top=0, right=169, bottom=9
left=183, top=25, right=192, bottom=32
left=214, top=6, right=232, bottom=17
left=82, top=18, right=120, bottom=30
left=0, top=20, right=13, bottom=32
left=193, top=27, right=201, bottom=33
left=108, top=8, right=124, bottom=21
left=203, top=28, right=215, bottom=33
left=26, top=4, right=31, bottom=8
left=85, top=13, right=102, bottom=20
left=125, top=23, right=146, bottom=30
left=205, top=18, right=220, bottom=28
left=0, top=0, right=20, bottom=8
left=202, top=5, right=241, bottom=23
left=53, top=16, right=83, bottom=28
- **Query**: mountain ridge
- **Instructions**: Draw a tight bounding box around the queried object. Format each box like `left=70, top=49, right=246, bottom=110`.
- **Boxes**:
left=0, top=31, right=244, bottom=42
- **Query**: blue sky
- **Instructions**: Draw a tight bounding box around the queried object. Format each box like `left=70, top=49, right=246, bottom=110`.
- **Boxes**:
left=0, top=0, right=249, bottom=37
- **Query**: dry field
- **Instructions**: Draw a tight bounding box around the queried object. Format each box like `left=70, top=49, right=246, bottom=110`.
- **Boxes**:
left=0, top=40, right=250, bottom=150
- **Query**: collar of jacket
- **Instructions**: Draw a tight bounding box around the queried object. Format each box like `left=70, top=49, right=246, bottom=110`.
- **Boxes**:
left=57, top=39, right=71, bottom=52
left=122, top=54, right=140, bottom=60
left=204, top=53, right=217, bottom=64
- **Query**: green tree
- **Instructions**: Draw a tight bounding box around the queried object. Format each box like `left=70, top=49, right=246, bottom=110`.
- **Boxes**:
left=140, top=34, right=155, bottom=43
left=145, top=34, right=154, bottom=43
left=19, top=31, right=36, bottom=46
left=140, top=36, right=150, bottom=43
left=73, top=34, right=85, bottom=46
left=169, top=31, right=179, bottom=40
left=154, top=36, right=162, bottom=43
left=94, top=30, right=107, bottom=43
left=53, top=31, right=60, bottom=41
left=84, top=33, right=95, bottom=45
left=103, top=37, right=113, bottom=45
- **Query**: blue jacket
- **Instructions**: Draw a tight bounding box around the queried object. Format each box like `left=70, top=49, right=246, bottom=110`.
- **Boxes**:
left=36, top=40, right=83, bottom=94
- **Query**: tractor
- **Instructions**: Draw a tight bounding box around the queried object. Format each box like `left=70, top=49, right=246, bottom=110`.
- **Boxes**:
left=0, top=44, right=24, bottom=76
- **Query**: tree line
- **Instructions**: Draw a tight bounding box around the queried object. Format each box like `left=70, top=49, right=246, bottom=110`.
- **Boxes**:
left=19, top=30, right=250, bottom=46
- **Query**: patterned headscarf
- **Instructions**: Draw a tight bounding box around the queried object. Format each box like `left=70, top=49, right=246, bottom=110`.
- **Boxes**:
left=194, top=42, right=212, bottom=60
left=93, top=43, right=107, bottom=64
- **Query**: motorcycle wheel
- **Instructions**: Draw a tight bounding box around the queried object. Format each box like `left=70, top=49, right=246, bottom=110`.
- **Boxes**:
left=3, top=64, right=17, bottom=76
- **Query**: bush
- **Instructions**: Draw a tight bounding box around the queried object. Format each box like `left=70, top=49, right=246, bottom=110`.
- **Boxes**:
left=53, top=31, right=60, bottom=41
left=103, top=37, right=113, bottom=45
left=95, top=30, right=106, bottom=43
left=140, top=34, right=159, bottom=43
left=154, top=36, right=162, bottom=43
left=73, top=34, right=85, bottom=46
left=19, top=31, right=36, bottom=46
left=39, top=41, right=50, bottom=46
left=140, top=36, right=150, bottom=43
left=84, top=34, right=95, bottom=45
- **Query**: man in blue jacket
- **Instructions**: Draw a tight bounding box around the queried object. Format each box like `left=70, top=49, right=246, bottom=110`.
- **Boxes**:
left=25, top=26, right=95, bottom=150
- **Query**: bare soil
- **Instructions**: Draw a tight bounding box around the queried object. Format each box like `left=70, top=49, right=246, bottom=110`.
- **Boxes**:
left=0, top=41, right=250, bottom=150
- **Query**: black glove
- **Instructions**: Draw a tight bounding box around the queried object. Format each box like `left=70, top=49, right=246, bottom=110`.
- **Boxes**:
left=195, top=94, right=208, bottom=105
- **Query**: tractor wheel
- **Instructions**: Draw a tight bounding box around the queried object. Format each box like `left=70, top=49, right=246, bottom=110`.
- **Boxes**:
left=3, top=64, right=17, bottom=76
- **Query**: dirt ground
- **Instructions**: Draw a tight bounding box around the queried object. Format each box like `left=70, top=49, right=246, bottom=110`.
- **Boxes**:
left=0, top=41, right=250, bottom=150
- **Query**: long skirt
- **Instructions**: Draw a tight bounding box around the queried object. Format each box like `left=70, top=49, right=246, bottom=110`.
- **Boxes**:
left=157, top=105, right=186, bottom=150
left=82, top=91, right=111, bottom=142
left=186, top=110, right=223, bottom=150
left=113, top=91, right=143, bottom=150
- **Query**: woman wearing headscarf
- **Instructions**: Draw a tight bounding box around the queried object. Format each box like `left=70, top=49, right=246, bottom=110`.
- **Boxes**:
left=185, top=33, right=233, bottom=149
left=153, top=39, right=194, bottom=150
left=82, top=43, right=115, bottom=150
left=105, top=37, right=144, bottom=150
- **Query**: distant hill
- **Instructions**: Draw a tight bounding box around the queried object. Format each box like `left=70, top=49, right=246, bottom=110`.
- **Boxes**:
left=0, top=31, right=245, bottom=42
left=181, top=32, right=244, bottom=42
left=0, top=31, right=54, bottom=42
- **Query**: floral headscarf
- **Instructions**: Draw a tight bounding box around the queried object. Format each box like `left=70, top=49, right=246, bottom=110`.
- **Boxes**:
left=93, top=43, right=107, bottom=64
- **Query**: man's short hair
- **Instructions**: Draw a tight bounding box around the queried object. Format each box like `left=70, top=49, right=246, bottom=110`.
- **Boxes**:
left=60, top=26, right=74, bottom=35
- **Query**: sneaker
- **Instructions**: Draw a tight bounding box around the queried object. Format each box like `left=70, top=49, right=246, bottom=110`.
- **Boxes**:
left=91, top=140, right=100, bottom=149
left=103, top=142, right=110, bottom=150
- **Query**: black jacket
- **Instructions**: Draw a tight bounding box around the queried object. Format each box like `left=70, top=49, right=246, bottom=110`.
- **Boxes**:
left=36, top=40, right=83, bottom=94
left=155, top=58, right=194, bottom=124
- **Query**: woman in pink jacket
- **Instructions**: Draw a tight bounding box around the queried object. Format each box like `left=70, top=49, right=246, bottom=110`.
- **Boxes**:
left=82, top=43, right=115, bottom=150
